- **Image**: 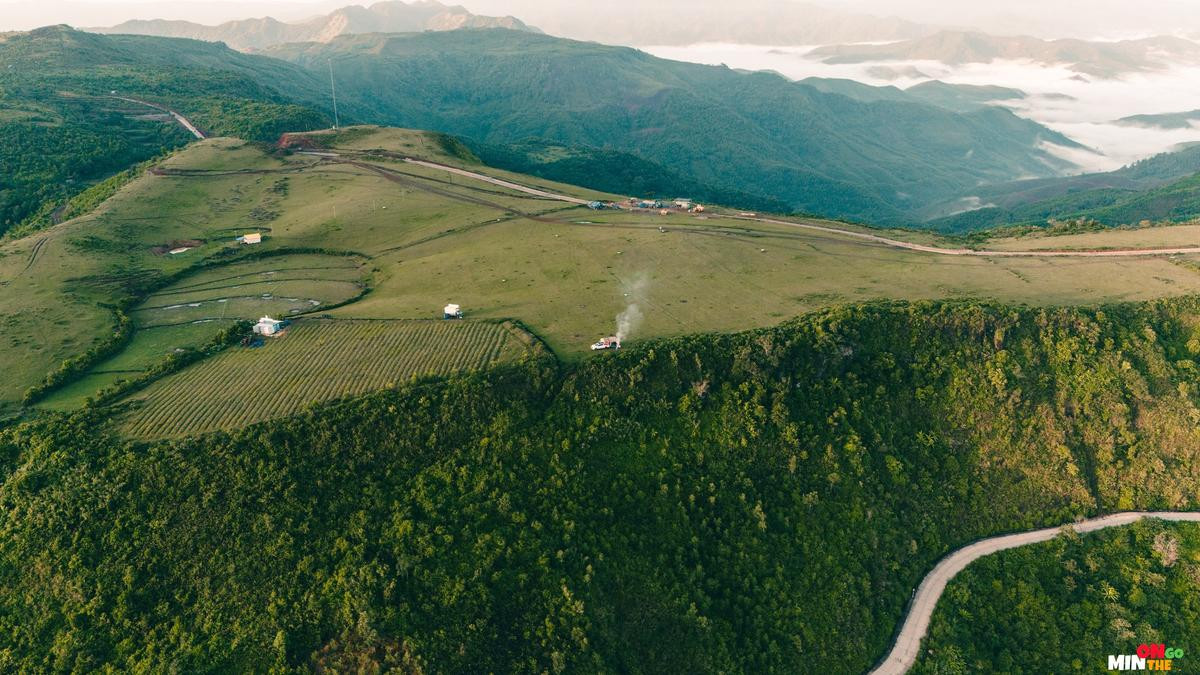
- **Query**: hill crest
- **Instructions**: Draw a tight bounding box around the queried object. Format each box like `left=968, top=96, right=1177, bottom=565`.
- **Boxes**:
left=88, top=0, right=538, bottom=51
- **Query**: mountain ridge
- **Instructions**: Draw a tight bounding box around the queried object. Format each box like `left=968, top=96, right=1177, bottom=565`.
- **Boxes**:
left=810, top=30, right=1200, bottom=78
left=266, top=29, right=1083, bottom=224
left=88, top=0, right=538, bottom=51
left=3, top=25, right=1090, bottom=228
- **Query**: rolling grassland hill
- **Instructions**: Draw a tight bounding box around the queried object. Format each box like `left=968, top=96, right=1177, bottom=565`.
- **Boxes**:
left=0, top=26, right=330, bottom=235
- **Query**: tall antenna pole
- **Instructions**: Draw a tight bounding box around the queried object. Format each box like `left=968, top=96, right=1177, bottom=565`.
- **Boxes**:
left=328, top=59, right=340, bottom=130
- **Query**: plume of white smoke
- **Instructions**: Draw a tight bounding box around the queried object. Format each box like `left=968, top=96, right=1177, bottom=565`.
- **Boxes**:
left=615, top=273, right=649, bottom=344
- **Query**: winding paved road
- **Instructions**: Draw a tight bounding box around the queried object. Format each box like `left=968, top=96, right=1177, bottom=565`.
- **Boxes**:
left=870, top=512, right=1200, bottom=675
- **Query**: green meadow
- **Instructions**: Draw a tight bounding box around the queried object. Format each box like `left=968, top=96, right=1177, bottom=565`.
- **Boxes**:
left=5, top=126, right=1200, bottom=429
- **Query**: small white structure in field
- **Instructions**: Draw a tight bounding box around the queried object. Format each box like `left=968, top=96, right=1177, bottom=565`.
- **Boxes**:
left=168, top=247, right=192, bottom=255
left=443, top=304, right=463, bottom=319
left=253, top=316, right=285, bottom=336
left=241, top=232, right=262, bottom=245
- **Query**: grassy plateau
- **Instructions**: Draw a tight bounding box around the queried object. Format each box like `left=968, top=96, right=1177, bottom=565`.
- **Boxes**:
left=5, top=126, right=1200, bottom=431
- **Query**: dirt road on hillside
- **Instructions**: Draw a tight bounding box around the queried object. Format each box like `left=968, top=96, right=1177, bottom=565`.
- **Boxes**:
left=740, top=215, right=1200, bottom=258
left=870, top=511, right=1200, bottom=675
left=307, top=149, right=1200, bottom=258
left=112, top=96, right=205, bottom=139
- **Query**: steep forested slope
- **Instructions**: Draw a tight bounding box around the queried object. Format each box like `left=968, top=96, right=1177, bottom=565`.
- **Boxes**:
left=268, top=29, right=1081, bottom=224
left=931, top=145, right=1200, bottom=231
left=3, top=300, right=1200, bottom=672
left=933, top=172, right=1200, bottom=232
left=463, top=138, right=792, bottom=212
left=913, top=520, right=1200, bottom=673
left=0, top=26, right=329, bottom=235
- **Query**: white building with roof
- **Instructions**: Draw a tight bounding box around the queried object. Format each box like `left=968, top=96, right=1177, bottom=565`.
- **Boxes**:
left=253, top=316, right=285, bottom=336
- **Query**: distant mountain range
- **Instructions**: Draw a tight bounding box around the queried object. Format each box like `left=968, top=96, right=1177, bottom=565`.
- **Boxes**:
left=809, top=31, right=1200, bottom=78
left=2, top=25, right=1086, bottom=231
left=89, top=0, right=537, bottom=51
left=267, top=29, right=1081, bottom=224
left=1117, top=110, right=1200, bottom=130
left=799, top=78, right=1026, bottom=114
left=486, top=1, right=935, bottom=47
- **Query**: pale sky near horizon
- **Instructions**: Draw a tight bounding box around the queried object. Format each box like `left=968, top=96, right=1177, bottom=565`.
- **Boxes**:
left=2, top=0, right=1198, bottom=40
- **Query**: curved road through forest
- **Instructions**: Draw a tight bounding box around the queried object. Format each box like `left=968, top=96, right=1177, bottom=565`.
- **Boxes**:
left=869, top=511, right=1200, bottom=675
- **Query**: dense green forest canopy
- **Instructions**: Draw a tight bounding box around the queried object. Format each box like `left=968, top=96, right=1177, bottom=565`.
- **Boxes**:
left=4, top=299, right=1200, bottom=671
left=914, top=520, right=1200, bottom=674
left=463, top=138, right=793, bottom=213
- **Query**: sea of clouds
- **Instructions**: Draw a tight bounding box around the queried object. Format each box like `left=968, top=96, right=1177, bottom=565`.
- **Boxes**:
left=644, top=43, right=1200, bottom=174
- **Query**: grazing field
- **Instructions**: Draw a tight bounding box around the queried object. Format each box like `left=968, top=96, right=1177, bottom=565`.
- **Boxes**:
left=984, top=223, right=1200, bottom=251
left=0, top=131, right=592, bottom=407
left=344, top=208, right=1200, bottom=357
left=8, top=126, right=1200, bottom=418
left=133, top=253, right=365, bottom=327
left=36, top=323, right=226, bottom=411
left=118, top=319, right=532, bottom=438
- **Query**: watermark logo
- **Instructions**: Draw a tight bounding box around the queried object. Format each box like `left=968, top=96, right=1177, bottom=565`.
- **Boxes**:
left=1108, top=644, right=1184, bottom=671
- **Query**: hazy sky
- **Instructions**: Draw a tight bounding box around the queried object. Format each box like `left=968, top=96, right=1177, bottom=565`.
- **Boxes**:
left=2, top=0, right=1200, bottom=39
left=462, top=0, right=1200, bottom=40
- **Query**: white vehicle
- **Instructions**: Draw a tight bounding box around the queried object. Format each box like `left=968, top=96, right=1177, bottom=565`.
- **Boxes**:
left=591, top=336, right=621, bottom=351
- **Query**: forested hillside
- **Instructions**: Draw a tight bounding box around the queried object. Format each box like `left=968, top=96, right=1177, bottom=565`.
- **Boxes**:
left=0, top=26, right=329, bottom=235
left=914, top=520, right=1200, bottom=673
left=464, top=138, right=792, bottom=212
left=4, top=300, right=1200, bottom=671
left=2, top=26, right=1105, bottom=230
left=268, top=29, right=1082, bottom=224
left=936, top=173, right=1200, bottom=232
left=930, top=145, right=1200, bottom=231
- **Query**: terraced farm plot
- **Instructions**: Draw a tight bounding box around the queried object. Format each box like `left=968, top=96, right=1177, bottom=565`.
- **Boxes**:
left=36, top=253, right=367, bottom=411
left=118, top=319, right=532, bottom=438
